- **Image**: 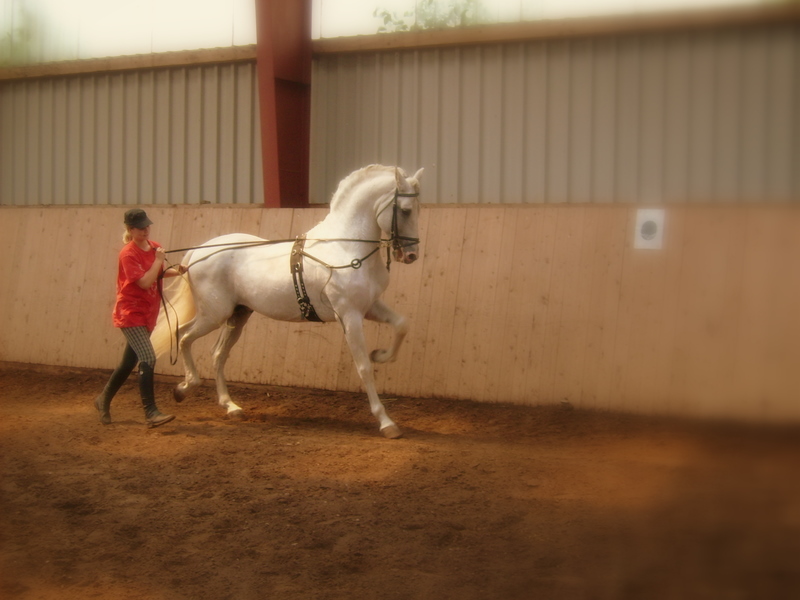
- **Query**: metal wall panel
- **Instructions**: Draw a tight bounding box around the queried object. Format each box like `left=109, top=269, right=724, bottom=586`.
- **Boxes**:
left=0, top=62, right=263, bottom=206
left=310, top=24, right=799, bottom=204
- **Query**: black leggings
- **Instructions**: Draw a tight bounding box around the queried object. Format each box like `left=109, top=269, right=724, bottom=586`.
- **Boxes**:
left=99, top=327, right=157, bottom=402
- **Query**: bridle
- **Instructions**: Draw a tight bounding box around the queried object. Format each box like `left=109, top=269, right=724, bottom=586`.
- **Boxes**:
left=291, top=187, right=420, bottom=322
left=288, top=186, right=420, bottom=274
left=377, top=188, right=421, bottom=267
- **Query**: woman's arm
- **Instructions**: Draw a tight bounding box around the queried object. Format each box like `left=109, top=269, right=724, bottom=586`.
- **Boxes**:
left=136, top=247, right=167, bottom=289
left=163, top=264, right=187, bottom=278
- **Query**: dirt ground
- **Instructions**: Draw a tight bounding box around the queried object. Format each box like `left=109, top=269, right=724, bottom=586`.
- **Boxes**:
left=1, top=362, right=799, bottom=600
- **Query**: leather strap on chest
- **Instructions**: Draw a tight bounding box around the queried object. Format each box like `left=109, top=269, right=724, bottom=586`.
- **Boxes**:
left=290, top=235, right=324, bottom=322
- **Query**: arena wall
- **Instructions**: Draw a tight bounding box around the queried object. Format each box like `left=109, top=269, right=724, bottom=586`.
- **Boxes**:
left=1, top=203, right=797, bottom=423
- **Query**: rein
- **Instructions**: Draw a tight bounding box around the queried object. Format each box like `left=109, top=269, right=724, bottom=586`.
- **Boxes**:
left=165, top=237, right=379, bottom=256
left=157, top=266, right=183, bottom=365
left=163, top=187, right=420, bottom=323
left=164, top=189, right=421, bottom=266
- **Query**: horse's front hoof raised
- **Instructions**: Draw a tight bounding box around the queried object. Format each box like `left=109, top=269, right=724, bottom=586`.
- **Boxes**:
left=227, top=409, right=246, bottom=421
left=370, top=349, right=391, bottom=363
left=380, top=424, right=403, bottom=439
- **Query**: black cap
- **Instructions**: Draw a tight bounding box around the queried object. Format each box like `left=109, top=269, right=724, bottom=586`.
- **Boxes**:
left=124, top=208, right=153, bottom=229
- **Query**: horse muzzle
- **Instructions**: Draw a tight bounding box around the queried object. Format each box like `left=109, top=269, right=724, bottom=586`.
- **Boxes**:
left=394, top=246, right=419, bottom=264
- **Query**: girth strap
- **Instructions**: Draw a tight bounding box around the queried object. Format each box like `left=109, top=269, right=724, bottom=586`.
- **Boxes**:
left=290, top=235, right=324, bottom=322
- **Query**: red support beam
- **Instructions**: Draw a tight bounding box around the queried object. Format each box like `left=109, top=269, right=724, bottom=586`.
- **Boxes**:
left=254, top=0, right=312, bottom=208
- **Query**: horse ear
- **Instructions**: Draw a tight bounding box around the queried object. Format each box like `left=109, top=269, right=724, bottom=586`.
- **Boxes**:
left=394, top=167, right=403, bottom=188
left=413, top=168, right=424, bottom=181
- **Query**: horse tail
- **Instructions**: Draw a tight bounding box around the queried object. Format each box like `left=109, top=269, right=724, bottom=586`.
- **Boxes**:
left=152, top=275, right=196, bottom=361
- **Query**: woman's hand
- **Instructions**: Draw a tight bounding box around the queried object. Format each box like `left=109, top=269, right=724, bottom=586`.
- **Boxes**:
left=164, top=264, right=187, bottom=278
left=137, top=246, right=168, bottom=289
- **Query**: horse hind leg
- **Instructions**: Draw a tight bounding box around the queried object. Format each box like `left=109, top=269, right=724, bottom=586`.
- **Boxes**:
left=211, top=305, right=253, bottom=419
left=174, top=313, right=223, bottom=403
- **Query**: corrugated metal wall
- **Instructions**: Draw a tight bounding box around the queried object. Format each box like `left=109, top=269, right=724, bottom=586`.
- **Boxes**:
left=0, top=61, right=263, bottom=206
left=310, top=23, right=799, bottom=204
left=3, top=23, right=796, bottom=208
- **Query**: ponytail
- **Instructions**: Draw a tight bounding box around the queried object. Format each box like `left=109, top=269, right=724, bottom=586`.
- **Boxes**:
left=122, top=228, right=132, bottom=244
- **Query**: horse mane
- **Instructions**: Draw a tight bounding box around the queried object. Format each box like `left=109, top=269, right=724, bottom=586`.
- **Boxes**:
left=329, top=164, right=400, bottom=210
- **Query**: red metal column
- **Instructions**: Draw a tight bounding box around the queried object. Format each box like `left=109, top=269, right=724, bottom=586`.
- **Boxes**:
left=254, top=0, right=312, bottom=208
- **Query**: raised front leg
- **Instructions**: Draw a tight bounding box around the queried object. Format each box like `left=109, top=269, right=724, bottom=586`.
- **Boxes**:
left=340, top=310, right=402, bottom=439
left=365, top=299, right=409, bottom=364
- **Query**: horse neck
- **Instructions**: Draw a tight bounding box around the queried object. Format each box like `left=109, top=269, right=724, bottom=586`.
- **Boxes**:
left=321, top=182, right=389, bottom=239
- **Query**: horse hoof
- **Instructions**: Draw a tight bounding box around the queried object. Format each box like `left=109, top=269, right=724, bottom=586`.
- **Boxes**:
left=173, top=386, right=186, bottom=403
left=381, top=424, right=403, bottom=439
left=227, top=409, right=245, bottom=421
left=370, top=349, right=390, bottom=363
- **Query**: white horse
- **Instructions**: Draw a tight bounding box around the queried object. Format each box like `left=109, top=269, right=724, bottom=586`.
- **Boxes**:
left=151, top=165, right=423, bottom=438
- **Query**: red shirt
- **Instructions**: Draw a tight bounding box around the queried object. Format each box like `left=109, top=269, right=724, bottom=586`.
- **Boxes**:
left=112, top=241, right=163, bottom=331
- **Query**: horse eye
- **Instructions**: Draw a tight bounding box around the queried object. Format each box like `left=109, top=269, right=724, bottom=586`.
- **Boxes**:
left=401, top=208, right=412, bottom=216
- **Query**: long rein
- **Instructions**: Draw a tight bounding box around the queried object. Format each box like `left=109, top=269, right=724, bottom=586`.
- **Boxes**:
left=162, top=188, right=421, bottom=272
left=165, top=235, right=387, bottom=271
left=157, top=189, right=420, bottom=362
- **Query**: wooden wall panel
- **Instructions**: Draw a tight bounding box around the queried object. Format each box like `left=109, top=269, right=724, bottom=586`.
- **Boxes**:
left=502, top=207, right=547, bottom=403
left=579, top=206, right=628, bottom=409
left=4, top=210, right=43, bottom=360
left=1, top=204, right=799, bottom=424
left=482, top=208, right=520, bottom=402
left=416, top=207, right=468, bottom=397
left=387, top=207, right=431, bottom=398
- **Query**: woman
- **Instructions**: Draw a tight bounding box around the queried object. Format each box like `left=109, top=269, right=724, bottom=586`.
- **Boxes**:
left=94, top=208, right=186, bottom=428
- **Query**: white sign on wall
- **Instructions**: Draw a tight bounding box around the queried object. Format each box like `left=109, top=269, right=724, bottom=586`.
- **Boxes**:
left=634, top=209, right=665, bottom=250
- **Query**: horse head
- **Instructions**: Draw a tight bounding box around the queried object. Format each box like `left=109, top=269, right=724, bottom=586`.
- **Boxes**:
left=378, top=167, right=424, bottom=265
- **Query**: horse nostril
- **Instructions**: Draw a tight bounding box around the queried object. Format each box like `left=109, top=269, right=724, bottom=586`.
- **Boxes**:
left=406, top=252, right=418, bottom=263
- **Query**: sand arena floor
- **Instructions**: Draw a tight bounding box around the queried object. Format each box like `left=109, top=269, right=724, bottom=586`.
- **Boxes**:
left=1, top=362, right=799, bottom=599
